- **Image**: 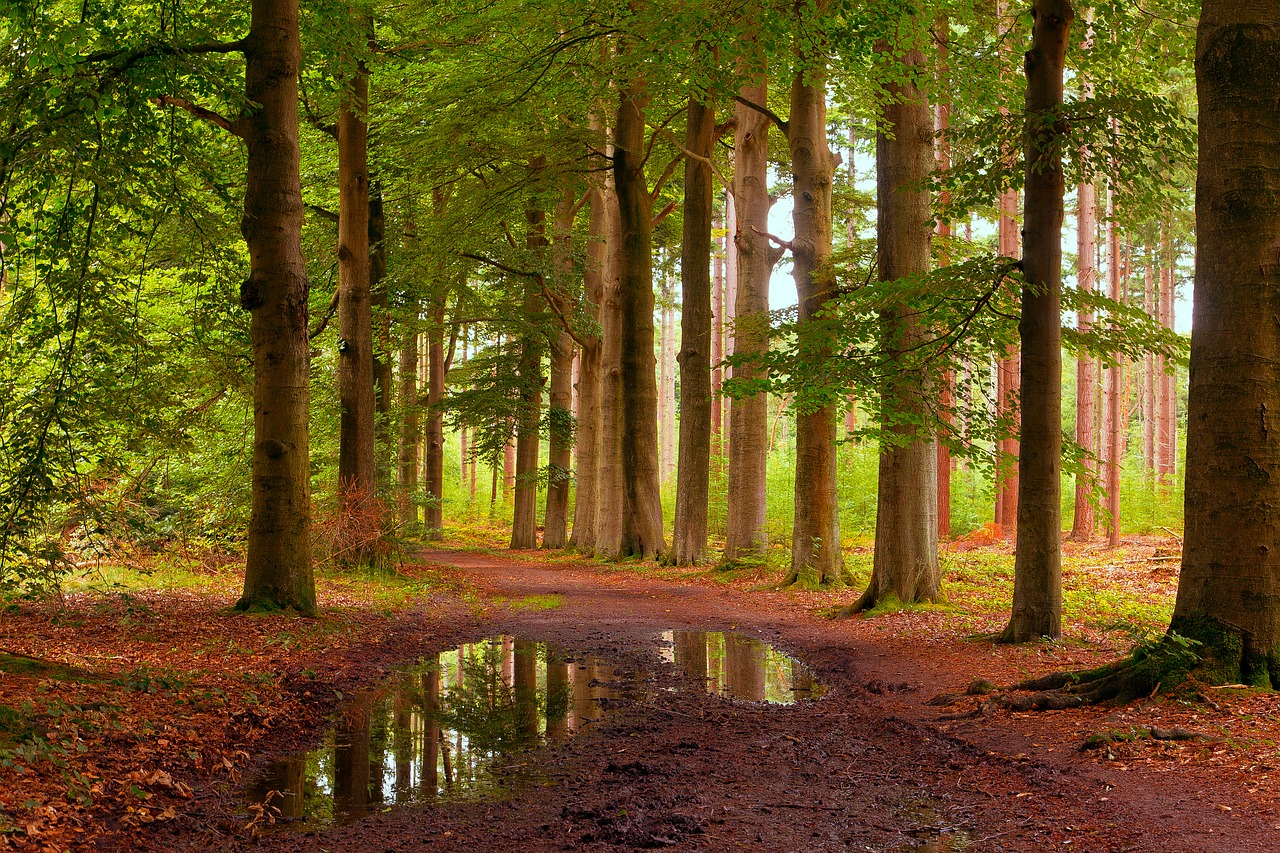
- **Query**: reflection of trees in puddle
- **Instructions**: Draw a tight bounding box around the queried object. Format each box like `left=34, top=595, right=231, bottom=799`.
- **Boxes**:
left=246, top=638, right=628, bottom=829
left=669, top=631, right=826, bottom=703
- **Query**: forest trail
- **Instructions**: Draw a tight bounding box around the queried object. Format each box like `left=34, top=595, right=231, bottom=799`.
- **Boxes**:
left=243, top=548, right=1274, bottom=853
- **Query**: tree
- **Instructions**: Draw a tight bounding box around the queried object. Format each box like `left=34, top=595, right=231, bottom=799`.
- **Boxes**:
left=1170, top=0, right=1280, bottom=685
left=852, top=28, right=939, bottom=613
left=997, top=0, right=1073, bottom=643
left=235, top=0, right=316, bottom=613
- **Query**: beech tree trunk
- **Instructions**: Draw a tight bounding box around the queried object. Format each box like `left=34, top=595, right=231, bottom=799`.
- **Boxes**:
left=423, top=297, right=446, bottom=540
left=787, top=34, right=842, bottom=587
left=594, top=178, right=626, bottom=558
left=613, top=78, right=666, bottom=559
left=543, top=193, right=575, bottom=550
left=1069, top=179, right=1098, bottom=541
left=396, top=314, right=420, bottom=526
left=237, top=0, right=314, bottom=614
left=711, top=214, right=725, bottom=459
left=1171, top=0, right=1280, bottom=686
left=723, top=74, right=776, bottom=563
left=569, top=175, right=607, bottom=552
left=370, top=184, right=393, bottom=492
left=998, top=0, right=1072, bottom=643
left=994, top=0, right=1020, bottom=538
left=1157, top=230, right=1177, bottom=483
left=671, top=96, right=715, bottom=566
left=1104, top=186, right=1123, bottom=547
left=855, top=35, right=939, bottom=612
left=336, top=33, right=377, bottom=548
left=510, top=199, right=547, bottom=550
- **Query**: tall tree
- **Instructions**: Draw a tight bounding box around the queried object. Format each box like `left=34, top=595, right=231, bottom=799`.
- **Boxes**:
left=853, top=31, right=939, bottom=612
left=613, top=76, right=666, bottom=560
left=511, top=188, right=548, bottom=550
left=237, top=0, right=315, bottom=613
left=542, top=191, right=577, bottom=550
left=723, top=70, right=778, bottom=563
left=786, top=1, right=842, bottom=587
left=1171, top=0, right=1280, bottom=684
left=671, top=93, right=716, bottom=566
left=1069, top=178, right=1098, bottom=541
left=997, top=0, right=1073, bottom=643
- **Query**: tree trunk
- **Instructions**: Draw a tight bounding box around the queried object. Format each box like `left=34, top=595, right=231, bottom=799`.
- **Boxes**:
left=723, top=75, right=775, bottom=563
left=237, top=0, right=314, bottom=614
left=994, top=0, right=1021, bottom=539
left=336, top=32, right=377, bottom=552
left=423, top=297, right=446, bottom=540
left=998, top=0, right=1072, bottom=643
left=614, top=78, right=666, bottom=560
left=594, top=181, right=626, bottom=559
left=1143, top=264, right=1156, bottom=472
left=1104, top=185, right=1123, bottom=547
left=543, top=192, right=575, bottom=550
left=1069, top=178, right=1098, bottom=541
left=934, top=28, right=952, bottom=543
left=510, top=198, right=547, bottom=550
left=1171, top=0, right=1280, bottom=686
left=569, top=177, right=607, bottom=552
left=711, top=214, right=725, bottom=459
left=856, top=34, right=939, bottom=612
left=671, top=97, right=715, bottom=566
left=396, top=314, right=420, bottom=526
left=370, top=183, right=393, bottom=493
left=788, top=34, right=842, bottom=587
left=1157, top=229, right=1177, bottom=484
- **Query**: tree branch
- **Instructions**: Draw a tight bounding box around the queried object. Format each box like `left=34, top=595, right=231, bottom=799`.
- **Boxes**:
left=733, top=95, right=789, bottom=137
left=650, top=154, right=684, bottom=201
left=652, top=200, right=678, bottom=227
left=650, top=124, right=732, bottom=189
left=151, top=96, right=245, bottom=137
left=310, top=289, right=341, bottom=340
left=81, top=39, right=246, bottom=69
left=306, top=203, right=339, bottom=223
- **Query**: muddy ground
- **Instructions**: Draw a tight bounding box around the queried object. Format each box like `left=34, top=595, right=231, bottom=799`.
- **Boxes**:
left=4, top=547, right=1277, bottom=852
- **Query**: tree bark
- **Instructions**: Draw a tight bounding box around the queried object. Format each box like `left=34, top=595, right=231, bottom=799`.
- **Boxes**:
left=370, top=183, right=393, bottom=493
left=711, top=213, right=725, bottom=459
left=237, top=0, right=314, bottom=614
left=1104, top=185, right=1123, bottom=547
left=994, top=0, right=1021, bottom=538
left=336, top=28, right=377, bottom=551
left=671, top=96, right=716, bottom=566
left=1069, top=179, right=1098, bottom=541
left=998, top=0, right=1072, bottom=643
left=1158, top=230, right=1177, bottom=483
left=423, top=296, right=446, bottom=540
left=543, top=192, right=575, bottom=549
left=934, top=25, right=952, bottom=543
left=396, top=313, right=420, bottom=526
left=855, top=35, right=939, bottom=612
left=594, top=178, right=626, bottom=559
left=510, top=196, right=547, bottom=550
left=787, top=31, right=842, bottom=587
left=614, top=78, right=666, bottom=560
left=569, top=175, right=607, bottom=552
left=723, top=74, right=775, bottom=563
left=1172, top=0, right=1280, bottom=686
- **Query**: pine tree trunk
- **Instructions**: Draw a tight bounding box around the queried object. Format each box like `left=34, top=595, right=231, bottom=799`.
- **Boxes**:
left=671, top=96, right=715, bottom=566
left=614, top=78, right=666, bottom=559
left=336, top=33, right=377, bottom=549
left=1172, top=0, right=1280, bottom=685
left=423, top=298, right=446, bottom=540
left=237, top=0, right=315, bottom=614
left=788, top=33, right=842, bottom=587
left=856, top=34, right=939, bottom=611
left=569, top=176, right=607, bottom=552
left=510, top=198, right=547, bottom=550
left=999, top=0, right=1073, bottom=643
left=542, top=193, right=575, bottom=550
left=1069, top=179, right=1097, bottom=541
left=723, top=75, right=774, bottom=562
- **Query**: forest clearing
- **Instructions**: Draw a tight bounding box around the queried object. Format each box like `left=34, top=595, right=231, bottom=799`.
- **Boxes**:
left=3, top=0, right=1280, bottom=849
left=5, top=536, right=1280, bottom=852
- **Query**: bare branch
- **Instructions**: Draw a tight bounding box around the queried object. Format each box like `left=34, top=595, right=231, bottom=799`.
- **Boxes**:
left=652, top=200, right=678, bottom=227
left=310, top=289, right=341, bottom=340
left=306, top=203, right=339, bottom=223
left=733, top=95, right=789, bottom=137
left=151, top=96, right=245, bottom=137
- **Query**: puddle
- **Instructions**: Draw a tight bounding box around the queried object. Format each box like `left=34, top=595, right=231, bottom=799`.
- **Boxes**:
left=247, top=631, right=824, bottom=829
left=662, top=630, right=827, bottom=703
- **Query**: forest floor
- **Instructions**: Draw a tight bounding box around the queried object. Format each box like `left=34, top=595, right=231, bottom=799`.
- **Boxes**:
left=3, top=530, right=1280, bottom=851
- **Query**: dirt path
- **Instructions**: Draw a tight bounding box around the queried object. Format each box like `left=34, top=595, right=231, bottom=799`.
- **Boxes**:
left=234, top=548, right=1274, bottom=853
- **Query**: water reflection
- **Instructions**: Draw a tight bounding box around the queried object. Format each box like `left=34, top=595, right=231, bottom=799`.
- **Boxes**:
left=247, top=638, right=642, bottom=828
left=663, top=631, right=827, bottom=703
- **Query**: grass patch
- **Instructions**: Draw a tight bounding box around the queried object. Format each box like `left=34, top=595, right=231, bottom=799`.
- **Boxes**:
left=504, top=594, right=565, bottom=611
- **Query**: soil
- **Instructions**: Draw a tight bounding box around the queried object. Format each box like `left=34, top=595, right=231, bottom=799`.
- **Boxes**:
left=3, top=545, right=1279, bottom=852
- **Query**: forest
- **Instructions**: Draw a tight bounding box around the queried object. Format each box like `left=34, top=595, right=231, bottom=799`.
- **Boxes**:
left=1, top=0, right=1278, bottom=849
